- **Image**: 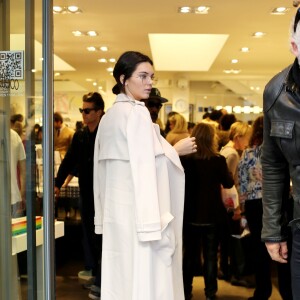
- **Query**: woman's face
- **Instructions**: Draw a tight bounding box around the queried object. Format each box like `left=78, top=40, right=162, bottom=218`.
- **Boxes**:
left=235, top=134, right=250, bottom=150
left=123, top=62, right=155, bottom=100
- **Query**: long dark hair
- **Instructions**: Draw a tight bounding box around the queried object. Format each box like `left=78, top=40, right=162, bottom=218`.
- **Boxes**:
left=249, top=116, right=263, bottom=147
left=113, top=51, right=153, bottom=94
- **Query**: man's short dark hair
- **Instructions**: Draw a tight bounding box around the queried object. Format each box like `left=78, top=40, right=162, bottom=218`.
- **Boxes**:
left=83, top=92, right=105, bottom=111
left=54, top=112, right=63, bottom=123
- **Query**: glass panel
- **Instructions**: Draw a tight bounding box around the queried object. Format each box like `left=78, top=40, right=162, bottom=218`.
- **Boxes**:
left=0, top=0, right=47, bottom=299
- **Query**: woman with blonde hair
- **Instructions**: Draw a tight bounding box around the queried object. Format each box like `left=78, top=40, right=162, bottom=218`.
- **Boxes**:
left=219, top=121, right=253, bottom=287
left=166, top=113, right=189, bottom=145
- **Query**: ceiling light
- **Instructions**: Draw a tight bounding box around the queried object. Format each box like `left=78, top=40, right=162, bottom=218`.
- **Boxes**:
left=223, top=69, right=241, bottom=74
left=106, top=67, right=114, bottom=72
left=68, top=6, right=80, bottom=13
left=194, top=6, right=210, bottom=14
left=224, top=106, right=233, bottom=113
left=231, top=59, right=238, bottom=64
left=98, top=58, right=107, bottom=63
left=54, top=72, right=61, bottom=76
left=100, top=46, right=108, bottom=52
left=87, top=31, right=98, bottom=37
left=87, top=46, right=96, bottom=51
left=53, top=6, right=63, bottom=13
left=86, top=78, right=93, bottom=82
left=93, top=82, right=97, bottom=86
left=109, top=58, right=116, bottom=63
left=240, top=47, right=249, bottom=52
left=178, top=7, right=192, bottom=13
left=72, top=31, right=83, bottom=37
left=233, top=106, right=242, bottom=114
left=271, top=7, right=290, bottom=15
left=53, top=5, right=82, bottom=14
left=252, top=31, right=266, bottom=38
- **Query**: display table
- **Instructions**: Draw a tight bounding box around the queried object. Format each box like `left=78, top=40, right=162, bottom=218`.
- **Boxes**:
left=12, top=220, right=64, bottom=300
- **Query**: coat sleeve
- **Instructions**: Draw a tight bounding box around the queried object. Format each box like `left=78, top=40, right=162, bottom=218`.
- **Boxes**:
left=261, top=109, right=288, bottom=242
left=126, top=104, right=162, bottom=242
left=93, top=125, right=103, bottom=234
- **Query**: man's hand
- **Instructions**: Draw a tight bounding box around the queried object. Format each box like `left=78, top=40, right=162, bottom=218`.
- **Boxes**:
left=54, top=186, right=60, bottom=197
left=173, top=137, right=197, bottom=156
left=265, top=241, right=288, bottom=263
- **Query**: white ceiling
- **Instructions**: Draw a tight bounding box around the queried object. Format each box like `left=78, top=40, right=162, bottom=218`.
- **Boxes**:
left=10, top=0, right=298, bottom=104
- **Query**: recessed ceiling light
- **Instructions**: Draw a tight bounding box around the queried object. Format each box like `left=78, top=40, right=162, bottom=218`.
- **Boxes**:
left=67, top=6, right=81, bottom=13
left=240, top=47, right=249, bottom=52
left=53, top=5, right=82, bottom=14
left=54, top=72, right=61, bottom=76
left=109, top=58, right=116, bottom=63
left=252, top=31, right=266, bottom=38
left=106, top=67, right=114, bottom=72
left=223, top=69, right=241, bottom=74
left=87, top=31, right=98, bottom=37
left=100, top=46, right=108, bottom=52
left=98, top=58, right=107, bottom=63
left=178, top=7, right=192, bottom=13
left=86, top=78, right=93, bottom=82
left=53, top=6, right=63, bottom=13
left=194, top=6, right=210, bottom=14
left=72, top=31, right=83, bottom=37
left=93, top=82, right=97, bottom=86
left=231, top=59, right=239, bottom=64
left=271, top=7, right=290, bottom=15
left=87, top=46, right=96, bottom=51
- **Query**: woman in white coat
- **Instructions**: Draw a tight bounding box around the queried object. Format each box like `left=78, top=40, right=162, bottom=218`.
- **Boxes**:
left=93, top=51, right=186, bottom=300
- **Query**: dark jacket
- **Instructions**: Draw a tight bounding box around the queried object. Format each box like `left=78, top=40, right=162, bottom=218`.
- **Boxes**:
left=180, top=154, right=234, bottom=225
left=261, top=59, right=300, bottom=242
left=55, top=125, right=98, bottom=214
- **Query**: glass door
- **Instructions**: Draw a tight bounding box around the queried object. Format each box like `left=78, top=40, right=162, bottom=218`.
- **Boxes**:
left=0, top=0, right=55, bottom=299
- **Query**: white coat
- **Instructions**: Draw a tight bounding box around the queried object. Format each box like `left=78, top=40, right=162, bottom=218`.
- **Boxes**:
left=93, top=93, right=185, bottom=300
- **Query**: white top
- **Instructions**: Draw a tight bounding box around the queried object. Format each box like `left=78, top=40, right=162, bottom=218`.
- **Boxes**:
left=10, top=129, right=26, bottom=205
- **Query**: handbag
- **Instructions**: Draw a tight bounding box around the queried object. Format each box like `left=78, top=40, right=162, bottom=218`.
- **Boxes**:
left=221, top=185, right=239, bottom=211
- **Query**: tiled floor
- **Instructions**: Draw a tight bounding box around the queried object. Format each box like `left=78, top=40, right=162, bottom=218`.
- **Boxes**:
left=20, top=218, right=284, bottom=300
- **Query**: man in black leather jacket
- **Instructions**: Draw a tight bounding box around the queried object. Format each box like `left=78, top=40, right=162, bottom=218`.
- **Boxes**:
left=262, top=6, right=300, bottom=298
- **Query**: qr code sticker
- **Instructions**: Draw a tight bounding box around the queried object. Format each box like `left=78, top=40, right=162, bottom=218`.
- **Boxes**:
left=0, top=51, right=24, bottom=80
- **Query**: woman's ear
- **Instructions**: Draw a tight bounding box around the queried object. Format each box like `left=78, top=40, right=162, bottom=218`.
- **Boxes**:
left=120, top=75, right=125, bottom=85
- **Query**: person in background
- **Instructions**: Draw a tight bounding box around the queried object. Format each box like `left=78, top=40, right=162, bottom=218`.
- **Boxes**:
left=54, top=112, right=75, bottom=159
left=261, top=3, right=300, bottom=298
left=10, top=128, right=26, bottom=217
left=93, top=51, right=188, bottom=300
left=181, top=122, right=234, bottom=300
left=217, top=113, right=237, bottom=150
left=55, top=92, right=105, bottom=300
left=238, top=116, right=272, bottom=300
left=141, top=87, right=168, bottom=136
left=219, top=121, right=253, bottom=287
left=166, top=113, right=189, bottom=145
left=164, top=111, right=178, bottom=135
left=187, top=122, right=196, bottom=135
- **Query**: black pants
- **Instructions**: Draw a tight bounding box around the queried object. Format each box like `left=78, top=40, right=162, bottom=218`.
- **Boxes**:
left=245, top=199, right=272, bottom=299
left=183, top=224, right=219, bottom=298
left=80, top=200, right=102, bottom=287
left=291, top=222, right=300, bottom=299
left=246, top=199, right=293, bottom=300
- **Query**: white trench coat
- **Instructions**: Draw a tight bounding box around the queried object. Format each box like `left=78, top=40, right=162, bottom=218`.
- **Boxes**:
left=94, top=93, right=185, bottom=300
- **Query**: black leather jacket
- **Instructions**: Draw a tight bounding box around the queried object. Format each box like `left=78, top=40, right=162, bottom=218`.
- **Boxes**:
left=261, top=59, right=300, bottom=242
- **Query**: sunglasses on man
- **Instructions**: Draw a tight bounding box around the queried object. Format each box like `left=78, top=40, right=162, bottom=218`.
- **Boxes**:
left=79, top=108, right=96, bottom=114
